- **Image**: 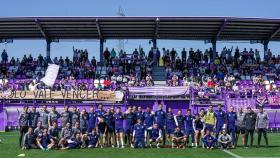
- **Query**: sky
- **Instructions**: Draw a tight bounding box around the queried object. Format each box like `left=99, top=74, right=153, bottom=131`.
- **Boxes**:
left=0, top=0, right=280, bottom=60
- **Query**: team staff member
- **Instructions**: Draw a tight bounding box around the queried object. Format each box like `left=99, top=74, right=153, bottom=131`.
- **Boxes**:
left=133, top=119, right=146, bottom=148
left=36, top=129, right=55, bottom=151
left=244, top=107, right=257, bottom=148
left=175, top=109, right=186, bottom=133
left=96, top=104, right=106, bottom=120
left=204, top=105, right=216, bottom=133
left=97, top=117, right=107, bottom=148
left=256, top=106, right=269, bottom=147
left=193, top=114, right=204, bottom=147
left=185, top=109, right=195, bottom=147
left=143, top=107, right=154, bottom=144
left=29, top=106, right=40, bottom=130
left=61, top=133, right=83, bottom=150
left=48, top=106, right=60, bottom=127
left=86, top=129, right=99, bottom=148
left=114, top=107, right=125, bottom=148
left=124, top=107, right=135, bottom=147
left=172, top=127, right=186, bottom=149
left=155, top=103, right=166, bottom=146
left=218, top=129, right=232, bottom=150
left=215, top=104, right=226, bottom=136
left=34, top=121, right=44, bottom=138
left=48, top=122, right=60, bottom=144
left=104, top=108, right=114, bottom=147
left=149, top=124, right=162, bottom=148
left=59, top=122, right=72, bottom=148
left=135, top=107, right=144, bottom=122
left=202, top=130, right=216, bottom=150
left=72, top=122, right=81, bottom=138
left=71, top=106, right=80, bottom=126
left=22, top=127, right=37, bottom=149
left=80, top=108, right=89, bottom=134
left=226, top=106, right=237, bottom=148
left=39, top=105, right=49, bottom=129
left=19, top=106, right=30, bottom=148
left=60, top=105, right=71, bottom=128
left=87, top=106, right=97, bottom=133
left=166, top=107, right=175, bottom=146
left=235, top=107, right=246, bottom=146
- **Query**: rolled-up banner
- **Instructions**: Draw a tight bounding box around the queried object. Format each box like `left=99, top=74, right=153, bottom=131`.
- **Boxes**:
left=40, top=64, right=60, bottom=87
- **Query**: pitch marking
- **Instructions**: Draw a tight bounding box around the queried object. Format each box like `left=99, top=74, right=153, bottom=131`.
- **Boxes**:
left=223, top=149, right=243, bottom=158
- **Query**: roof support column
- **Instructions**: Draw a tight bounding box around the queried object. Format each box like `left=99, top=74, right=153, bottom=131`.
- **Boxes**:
left=46, top=39, right=51, bottom=63
left=152, top=17, right=159, bottom=50
left=152, top=39, right=157, bottom=49
left=263, top=40, right=269, bottom=59
left=100, top=39, right=104, bottom=63
left=211, top=40, right=217, bottom=61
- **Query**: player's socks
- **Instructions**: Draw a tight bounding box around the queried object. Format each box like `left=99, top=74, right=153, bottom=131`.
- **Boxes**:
left=157, top=143, right=160, bottom=148
left=116, top=141, right=120, bottom=148
left=172, top=143, right=175, bottom=148
left=121, top=139, right=124, bottom=147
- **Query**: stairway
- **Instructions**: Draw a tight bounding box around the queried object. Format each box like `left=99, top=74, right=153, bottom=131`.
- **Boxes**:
left=152, top=66, right=166, bottom=81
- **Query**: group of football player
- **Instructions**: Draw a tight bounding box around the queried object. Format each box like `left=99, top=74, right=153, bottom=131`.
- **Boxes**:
left=18, top=103, right=269, bottom=150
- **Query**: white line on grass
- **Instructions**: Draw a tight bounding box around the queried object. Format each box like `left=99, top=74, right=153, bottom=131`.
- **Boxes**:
left=223, top=149, right=243, bottom=158
left=0, top=135, right=18, bottom=137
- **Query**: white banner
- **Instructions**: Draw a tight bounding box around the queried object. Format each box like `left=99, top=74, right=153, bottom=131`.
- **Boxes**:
left=40, top=64, right=59, bottom=87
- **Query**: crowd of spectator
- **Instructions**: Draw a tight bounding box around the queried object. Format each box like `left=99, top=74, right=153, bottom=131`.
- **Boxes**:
left=0, top=46, right=280, bottom=98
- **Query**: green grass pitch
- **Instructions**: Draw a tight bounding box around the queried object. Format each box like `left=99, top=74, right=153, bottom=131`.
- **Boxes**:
left=0, top=132, right=279, bottom=158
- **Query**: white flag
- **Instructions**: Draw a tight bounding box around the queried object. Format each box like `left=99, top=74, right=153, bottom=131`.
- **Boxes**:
left=40, top=64, right=59, bottom=87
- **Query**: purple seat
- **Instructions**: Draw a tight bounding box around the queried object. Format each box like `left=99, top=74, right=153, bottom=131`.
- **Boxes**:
left=179, top=79, right=184, bottom=86
left=247, top=80, right=253, bottom=85
left=88, top=84, right=94, bottom=90
left=88, top=79, right=93, bottom=84
left=8, top=79, right=14, bottom=84
left=111, top=83, right=117, bottom=90
left=13, top=84, right=18, bottom=90
left=77, top=79, right=82, bottom=84
left=82, top=79, right=87, bottom=83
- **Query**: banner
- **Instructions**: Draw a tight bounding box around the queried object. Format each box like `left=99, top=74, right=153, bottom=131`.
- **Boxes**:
left=0, top=90, right=124, bottom=102
left=40, top=64, right=59, bottom=87
left=128, top=86, right=189, bottom=96
left=268, top=95, right=280, bottom=105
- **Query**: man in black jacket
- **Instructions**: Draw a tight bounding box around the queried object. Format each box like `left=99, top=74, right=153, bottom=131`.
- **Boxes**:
left=244, top=107, right=257, bottom=147
left=19, top=106, right=30, bottom=148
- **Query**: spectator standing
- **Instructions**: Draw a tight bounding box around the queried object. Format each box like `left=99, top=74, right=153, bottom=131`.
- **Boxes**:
left=103, top=47, right=111, bottom=64
left=1, top=49, right=8, bottom=64
left=170, top=48, right=177, bottom=63
left=181, top=48, right=187, bottom=64
left=110, top=48, right=116, bottom=61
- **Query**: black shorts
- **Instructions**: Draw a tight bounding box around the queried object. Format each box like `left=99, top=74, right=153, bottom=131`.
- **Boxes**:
left=236, top=126, right=245, bottom=134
